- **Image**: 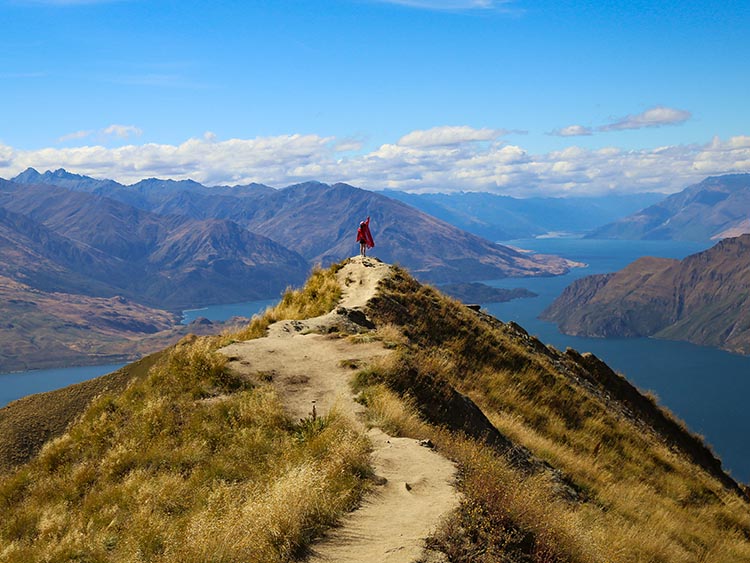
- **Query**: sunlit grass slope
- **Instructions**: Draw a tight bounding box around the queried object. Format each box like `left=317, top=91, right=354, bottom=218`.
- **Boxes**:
left=360, top=266, right=750, bottom=563
left=3, top=260, right=750, bottom=563
left=0, top=263, right=369, bottom=563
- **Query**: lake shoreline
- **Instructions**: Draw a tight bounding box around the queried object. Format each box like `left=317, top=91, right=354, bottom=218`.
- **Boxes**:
left=5, top=239, right=750, bottom=482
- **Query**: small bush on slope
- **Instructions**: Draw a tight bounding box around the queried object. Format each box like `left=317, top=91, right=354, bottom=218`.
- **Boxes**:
left=0, top=262, right=369, bottom=563
left=363, top=267, right=750, bottom=563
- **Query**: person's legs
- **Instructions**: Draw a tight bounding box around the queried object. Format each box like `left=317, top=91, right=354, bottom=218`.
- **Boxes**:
left=360, top=241, right=366, bottom=257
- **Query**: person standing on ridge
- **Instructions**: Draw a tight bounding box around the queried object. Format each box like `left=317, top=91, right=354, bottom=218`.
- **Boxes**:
left=356, top=216, right=375, bottom=257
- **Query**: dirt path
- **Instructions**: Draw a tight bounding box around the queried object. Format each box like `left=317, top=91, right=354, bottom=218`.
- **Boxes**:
left=219, top=257, right=459, bottom=563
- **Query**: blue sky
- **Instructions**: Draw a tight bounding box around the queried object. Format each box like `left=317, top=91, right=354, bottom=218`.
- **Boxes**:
left=1, top=0, right=749, bottom=195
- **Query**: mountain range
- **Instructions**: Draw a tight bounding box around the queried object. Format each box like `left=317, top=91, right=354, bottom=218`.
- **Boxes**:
left=384, top=189, right=664, bottom=240
left=0, top=178, right=309, bottom=309
left=588, top=174, right=750, bottom=241
left=542, top=234, right=750, bottom=354
left=0, top=168, right=577, bottom=371
left=9, top=168, right=575, bottom=283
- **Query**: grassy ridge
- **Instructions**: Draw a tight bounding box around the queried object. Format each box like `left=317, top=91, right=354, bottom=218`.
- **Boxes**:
left=4, top=260, right=750, bottom=562
left=0, top=353, right=164, bottom=473
left=363, top=266, right=750, bottom=562
left=0, top=263, right=368, bottom=563
left=230, top=264, right=343, bottom=342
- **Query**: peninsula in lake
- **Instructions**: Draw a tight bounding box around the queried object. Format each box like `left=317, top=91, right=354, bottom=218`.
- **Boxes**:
left=542, top=234, right=750, bottom=355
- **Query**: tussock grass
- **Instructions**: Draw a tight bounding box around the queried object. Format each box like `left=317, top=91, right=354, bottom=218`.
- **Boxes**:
left=364, top=266, right=750, bottom=563
left=6, top=259, right=750, bottom=563
left=230, top=264, right=343, bottom=342
left=0, top=261, right=371, bottom=563
left=0, top=336, right=370, bottom=563
left=0, top=352, right=164, bottom=473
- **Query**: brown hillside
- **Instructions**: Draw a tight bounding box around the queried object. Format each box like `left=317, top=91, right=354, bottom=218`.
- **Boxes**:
left=0, top=352, right=162, bottom=473
left=2, top=260, right=749, bottom=563
left=542, top=234, right=750, bottom=354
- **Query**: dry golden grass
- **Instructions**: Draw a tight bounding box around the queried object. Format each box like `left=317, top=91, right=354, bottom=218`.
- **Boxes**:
left=5, top=260, right=750, bottom=563
left=0, top=263, right=372, bottom=563
left=0, top=336, right=371, bottom=563
left=364, top=266, right=750, bottom=563
left=229, top=264, right=343, bottom=342
left=0, top=353, right=164, bottom=473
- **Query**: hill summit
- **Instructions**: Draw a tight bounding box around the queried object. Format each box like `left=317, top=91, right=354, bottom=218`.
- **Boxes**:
left=1, top=258, right=748, bottom=562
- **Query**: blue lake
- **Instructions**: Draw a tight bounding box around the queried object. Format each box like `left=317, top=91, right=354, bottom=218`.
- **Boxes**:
left=0, top=363, right=126, bottom=408
left=3, top=239, right=749, bottom=483
left=0, top=299, right=276, bottom=410
left=481, top=238, right=750, bottom=483
left=181, top=299, right=277, bottom=325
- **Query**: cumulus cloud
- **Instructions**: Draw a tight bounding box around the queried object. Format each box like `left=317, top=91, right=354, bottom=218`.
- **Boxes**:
left=334, top=137, right=365, bottom=152
left=397, top=125, right=507, bottom=147
left=599, top=105, right=692, bottom=132
left=2, top=129, right=749, bottom=197
left=549, top=124, right=593, bottom=137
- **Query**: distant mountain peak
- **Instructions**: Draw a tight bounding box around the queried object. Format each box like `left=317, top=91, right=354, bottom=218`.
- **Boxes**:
left=49, top=168, right=77, bottom=178
left=588, top=173, right=750, bottom=241
left=12, top=167, right=43, bottom=183
left=13, top=168, right=83, bottom=183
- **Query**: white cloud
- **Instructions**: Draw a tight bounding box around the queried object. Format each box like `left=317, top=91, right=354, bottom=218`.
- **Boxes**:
left=550, top=124, right=593, bottom=137
left=102, top=124, right=143, bottom=139
left=58, top=129, right=94, bottom=142
left=2, top=129, right=749, bottom=197
left=57, top=124, right=143, bottom=144
left=334, top=137, right=365, bottom=152
left=599, top=105, right=692, bottom=132
left=397, top=125, right=506, bottom=147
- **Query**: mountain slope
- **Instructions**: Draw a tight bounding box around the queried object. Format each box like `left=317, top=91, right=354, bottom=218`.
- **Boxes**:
left=0, top=203, right=123, bottom=296
left=0, top=273, right=252, bottom=373
left=1, top=260, right=748, bottom=563
left=0, top=179, right=310, bottom=308
left=588, top=174, right=750, bottom=240
left=237, top=181, right=574, bottom=281
left=385, top=190, right=665, bottom=239
left=542, top=234, right=750, bottom=354
left=0, top=274, right=176, bottom=372
left=11, top=169, right=576, bottom=282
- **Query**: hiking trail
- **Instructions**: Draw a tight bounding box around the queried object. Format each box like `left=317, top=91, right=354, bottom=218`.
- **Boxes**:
left=219, top=256, right=459, bottom=563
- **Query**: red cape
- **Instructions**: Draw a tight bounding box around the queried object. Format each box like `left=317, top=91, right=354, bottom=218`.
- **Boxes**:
left=356, top=217, right=375, bottom=248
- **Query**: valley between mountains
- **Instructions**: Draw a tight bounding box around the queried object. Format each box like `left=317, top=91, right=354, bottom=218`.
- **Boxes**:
left=0, top=169, right=575, bottom=373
